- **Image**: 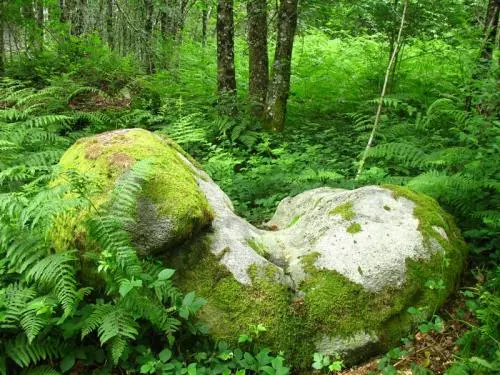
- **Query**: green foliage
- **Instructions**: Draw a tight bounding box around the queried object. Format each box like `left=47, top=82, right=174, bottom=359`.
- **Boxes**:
left=0, top=86, right=288, bottom=373
left=312, top=352, right=344, bottom=373
left=0, top=1, right=498, bottom=372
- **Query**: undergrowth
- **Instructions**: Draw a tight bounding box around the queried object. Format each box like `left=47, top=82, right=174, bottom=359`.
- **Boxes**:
left=0, top=28, right=498, bottom=374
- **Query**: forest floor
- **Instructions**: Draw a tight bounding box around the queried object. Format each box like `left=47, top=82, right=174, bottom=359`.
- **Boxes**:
left=339, top=293, right=476, bottom=374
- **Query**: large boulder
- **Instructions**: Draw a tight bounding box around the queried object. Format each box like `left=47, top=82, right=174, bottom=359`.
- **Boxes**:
left=56, top=129, right=466, bottom=369
left=54, top=128, right=213, bottom=255
left=170, top=175, right=466, bottom=368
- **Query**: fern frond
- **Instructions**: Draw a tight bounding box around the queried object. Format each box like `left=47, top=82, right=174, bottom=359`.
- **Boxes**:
left=0, top=284, right=37, bottom=329
left=110, top=336, right=127, bottom=364
left=367, top=142, right=429, bottom=168
left=20, top=296, right=57, bottom=343
left=66, top=86, right=109, bottom=104
left=26, top=252, right=78, bottom=316
left=5, top=334, right=65, bottom=368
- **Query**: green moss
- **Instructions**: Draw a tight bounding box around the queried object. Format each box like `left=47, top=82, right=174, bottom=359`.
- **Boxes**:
left=55, top=129, right=213, bottom=253
left=246, top=238, right=268, bottom=258
left=329, top=201, right=355, bottom=220
left=383, top=184, right=466, bottom=256
left=298, top=184, right=467, bottom=351
left=347, top=222, right=362, bottom=234
left=300, top=254, right=408, bottom=341
left=167, top=183, right=467, bottom=368
left=288, top=215, right=301, bottom=228
left=168, top=236, right=315, bottom=369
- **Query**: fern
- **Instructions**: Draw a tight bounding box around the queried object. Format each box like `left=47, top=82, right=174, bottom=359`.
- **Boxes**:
left=26, top=252, right=78, bottom=318
left=4, top=335, right=66, bottom=368
left=367, top=142, right=431, bottom=168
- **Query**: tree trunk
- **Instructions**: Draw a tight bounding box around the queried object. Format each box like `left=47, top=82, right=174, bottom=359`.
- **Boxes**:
left=36, top=0, right=44, bottom=51
left=21, top=3, right=36, bottom=54
left=71, top=0, right=85, bottom=36
left=59, top=0, right=69, bottom=23
left=0, top=1, right=4, bottom=77
left=160, top=0, right=171, bottom=40
left=202, top=7, right=209, bottom=47
left=247, top=0, right=269, bottom=118
left=465, top=0, right=499, bottom=111
left=144, top=0, right=155, bottom=73
left=106, top=0, right=113, bottom=49
left=264, top=0, right=299, bottom=132
left=481, top=0, right=499, bottom=62
left=216, top=0, right=237, bottom=112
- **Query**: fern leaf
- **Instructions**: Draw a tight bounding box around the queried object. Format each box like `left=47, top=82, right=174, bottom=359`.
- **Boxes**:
left=26, top=252, right=78, bottom=317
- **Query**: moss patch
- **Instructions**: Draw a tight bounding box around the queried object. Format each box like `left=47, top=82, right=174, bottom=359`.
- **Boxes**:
left=246, top=238, right=268, bottom=258
left=54, top=129, right=213, bottom=254
left=329, top=201, right=355, bottom=220
left=347, top=222, right=362, bottom=234
left=298, top=185, right=467, bottom=355
left=383, top=184, right=466, bottom=262
left=168, top=236, right=315, bottom=369
left=288, top=215, right=301, bottom=228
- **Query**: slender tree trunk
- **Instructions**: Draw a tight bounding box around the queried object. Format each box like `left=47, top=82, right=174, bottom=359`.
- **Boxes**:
left=247, top=0, right=269, bottom=118
left=71, top=0, right=85, bottom=36
left=465, top=0, right=499, bottom=111
left=144, top=0, right=155, bottom=73
left=106, top=0, right=113, bottom=49
left=21, top=3, right=36, bottom=54
left=59, top=0, right=68, bottom=23
left=202, top=7, right=209, bottom=47
left=355, top=0, right=408, bottom=180
left=177, top=0, right=190, bottom=43
left=263, top=0, right=299, bottom=132
left=0, top=1, right=4, bottom=77
left=481, top=0, right=500, bottom=62
left=217, top=0, right=237, bottom=112
left=160, top=0, right=170, bottom=40
left=36, top=0, right=44, bottom=52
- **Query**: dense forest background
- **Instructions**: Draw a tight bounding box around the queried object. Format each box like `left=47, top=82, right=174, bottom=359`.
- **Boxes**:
left=0, top=0, right=499, bottom=374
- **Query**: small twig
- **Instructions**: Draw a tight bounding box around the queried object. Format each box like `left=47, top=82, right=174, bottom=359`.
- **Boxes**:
left=355, top=0, right=409, bottom=180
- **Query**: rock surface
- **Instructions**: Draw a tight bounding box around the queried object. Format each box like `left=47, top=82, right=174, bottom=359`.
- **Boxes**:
left=56, top=128, right=213, bottom=255
left=57, top=129, right=466, bottom=368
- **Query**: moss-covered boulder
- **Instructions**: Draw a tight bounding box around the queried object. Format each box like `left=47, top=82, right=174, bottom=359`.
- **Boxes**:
left=55, top=128, right=213, bottom=255
left=168, top=179, right=466, bottom=367
left=55, top=129, right=466, bottom=369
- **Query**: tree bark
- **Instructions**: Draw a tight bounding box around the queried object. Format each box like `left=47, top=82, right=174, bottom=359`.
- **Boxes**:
left=202, top=6, right=209, bottom=47
left=263, top=0, right=299, bottom=132
left=481, top=0, right=499, bottom=62
left=21, top=3, right=36, bottom=54
left=71, top=0, right=85, bottom=36
left=0, top=1, right=4, bottom=77
left=106, top=0, right=113, bottom=49
left=465, top=0, right=499, bottom=111
left=144, top=0, right=155, bottom=73
left=59, top=0, right=69, bottom=23
left=160, top=0, right=171, bottom=40
left=36, top=0, right=44, bottom=51
left=247, top=0, right=269, bottom=118
left=217, top=0, right=237, bottom=112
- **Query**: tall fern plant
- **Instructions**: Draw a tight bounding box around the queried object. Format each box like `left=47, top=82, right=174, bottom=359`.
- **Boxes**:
left=0, top=80, right=202, bottom=372
left=359, top=92, right=499, bottom=260
left=0, top=159, right=207, bottom=373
